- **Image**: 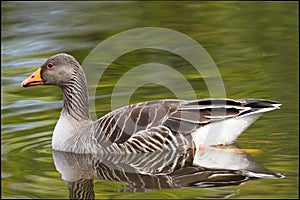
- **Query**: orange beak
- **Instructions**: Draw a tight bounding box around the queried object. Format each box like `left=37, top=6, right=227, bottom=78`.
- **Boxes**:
left=21, top=68, right=44, bottom=87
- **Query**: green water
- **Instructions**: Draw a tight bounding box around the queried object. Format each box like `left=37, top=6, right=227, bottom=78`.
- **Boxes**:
left=1, top=1, right=298, bottom=199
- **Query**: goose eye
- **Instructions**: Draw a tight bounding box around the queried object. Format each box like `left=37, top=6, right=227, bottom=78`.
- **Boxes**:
left=47, top=63, right=54, bottom=69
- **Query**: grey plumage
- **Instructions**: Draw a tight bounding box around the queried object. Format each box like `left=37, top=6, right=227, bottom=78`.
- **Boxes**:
left=21, top=53, right=281, bottom=154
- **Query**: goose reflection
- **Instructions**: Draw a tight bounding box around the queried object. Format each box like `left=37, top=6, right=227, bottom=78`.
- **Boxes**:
left=53, top=144, right=284, bottom=198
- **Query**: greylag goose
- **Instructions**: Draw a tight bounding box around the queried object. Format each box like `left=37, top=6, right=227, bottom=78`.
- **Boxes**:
left=21, top=53, right=281, bottom=154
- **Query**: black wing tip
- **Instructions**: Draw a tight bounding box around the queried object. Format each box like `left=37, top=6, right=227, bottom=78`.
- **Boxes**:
left=184, top=98, right=281, bottom=107
left=240, top=98, right=281, bottom=110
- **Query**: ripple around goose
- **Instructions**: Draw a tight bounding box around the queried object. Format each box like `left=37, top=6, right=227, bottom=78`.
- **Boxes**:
left=21, top=53, right=281, bottom=154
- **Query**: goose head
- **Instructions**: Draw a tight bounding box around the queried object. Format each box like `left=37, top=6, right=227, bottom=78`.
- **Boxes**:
left=21, top=53, right=81, bottom=88
left=21, top=53, right=91, bottom=122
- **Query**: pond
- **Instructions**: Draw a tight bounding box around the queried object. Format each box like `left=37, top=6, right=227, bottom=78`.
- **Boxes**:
left=1, top=1, right=298, bottom=199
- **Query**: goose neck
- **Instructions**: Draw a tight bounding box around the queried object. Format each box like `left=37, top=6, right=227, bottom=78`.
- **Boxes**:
left=61, top=69, right=91, bottom=121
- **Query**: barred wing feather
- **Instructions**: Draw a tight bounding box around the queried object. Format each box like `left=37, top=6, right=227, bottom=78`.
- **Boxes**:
left=92, top=98, right=280, bottom=152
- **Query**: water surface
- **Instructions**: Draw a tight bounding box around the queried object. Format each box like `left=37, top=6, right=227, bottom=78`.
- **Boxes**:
left=1, top=1, right=298, bottom=199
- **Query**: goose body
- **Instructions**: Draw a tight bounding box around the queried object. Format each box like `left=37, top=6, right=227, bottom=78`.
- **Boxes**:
left=22, top=53, right=281, bottom=154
